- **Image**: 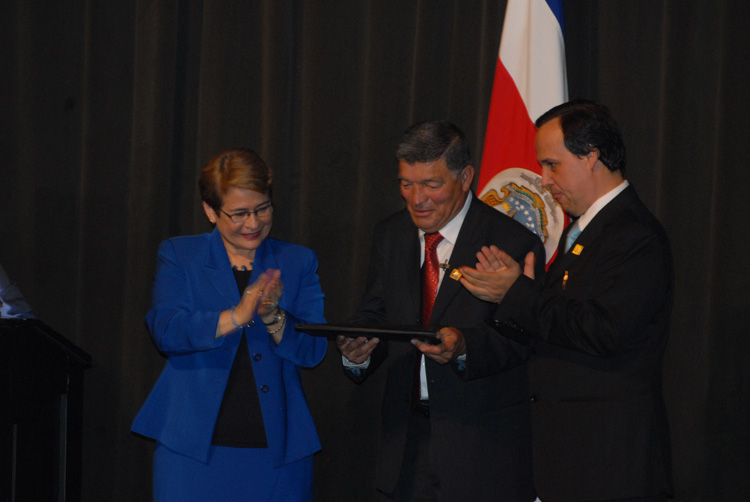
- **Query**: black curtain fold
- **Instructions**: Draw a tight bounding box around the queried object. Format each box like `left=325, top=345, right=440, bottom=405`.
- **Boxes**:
left=1, top=1, right=748, bottom=500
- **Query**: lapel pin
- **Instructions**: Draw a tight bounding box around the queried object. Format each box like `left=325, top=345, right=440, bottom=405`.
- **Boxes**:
left=572, top=244, right=584, bottom=255
left=438, top=260, right=462, bottom=280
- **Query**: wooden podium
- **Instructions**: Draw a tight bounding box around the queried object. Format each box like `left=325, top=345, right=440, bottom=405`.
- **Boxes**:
left=0, top=318, right=91, bottom=501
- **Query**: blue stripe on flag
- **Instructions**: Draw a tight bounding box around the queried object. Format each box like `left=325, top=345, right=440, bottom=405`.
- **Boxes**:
left=544, top=0, right=565, bottom=37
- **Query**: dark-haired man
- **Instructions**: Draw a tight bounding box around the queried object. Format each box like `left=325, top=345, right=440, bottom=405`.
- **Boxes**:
left=456, top=101, right=674, bottom=501
left=337, top=120, right=545, bottom=501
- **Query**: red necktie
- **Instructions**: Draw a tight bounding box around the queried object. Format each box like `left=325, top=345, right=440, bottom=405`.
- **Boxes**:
left=421, top=232, right=444, bottom=326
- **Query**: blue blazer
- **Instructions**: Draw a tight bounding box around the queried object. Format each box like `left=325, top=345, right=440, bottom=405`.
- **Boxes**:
left=132, top=229, right=327, bottom=467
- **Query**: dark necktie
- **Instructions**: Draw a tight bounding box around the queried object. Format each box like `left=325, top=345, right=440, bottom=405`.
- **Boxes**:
left=421, top=232, right=444, bottom=326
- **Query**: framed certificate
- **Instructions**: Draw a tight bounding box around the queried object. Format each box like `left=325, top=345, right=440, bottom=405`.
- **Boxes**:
left=295, top=323, right=440, bottom=343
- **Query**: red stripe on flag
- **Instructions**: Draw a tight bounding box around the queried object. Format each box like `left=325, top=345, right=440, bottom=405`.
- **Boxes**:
left=478, top=59, right=540, bottom=191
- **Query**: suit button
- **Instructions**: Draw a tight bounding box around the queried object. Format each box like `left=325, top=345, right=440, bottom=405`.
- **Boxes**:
left=260, top=385, right=269, bottom=393
left=530, top=395, right=537, bottom=402
left=253, top=353, right=262, bottom=361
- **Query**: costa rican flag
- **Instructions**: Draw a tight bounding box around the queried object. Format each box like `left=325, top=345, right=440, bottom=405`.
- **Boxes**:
left=477, top=0, right=568, bottom=264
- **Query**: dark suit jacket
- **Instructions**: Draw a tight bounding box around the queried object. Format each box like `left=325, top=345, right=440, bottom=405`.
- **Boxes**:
left=469, top=185, right=674, bottom=501
left=132, top=229, right=327, bottom=468
left=348, top=195, right=545, bottom=501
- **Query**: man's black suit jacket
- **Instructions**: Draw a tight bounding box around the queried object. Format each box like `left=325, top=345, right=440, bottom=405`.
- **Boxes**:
left=468, top=185, right=674, bottom=501
left=348, top=195, right=545, bottom=501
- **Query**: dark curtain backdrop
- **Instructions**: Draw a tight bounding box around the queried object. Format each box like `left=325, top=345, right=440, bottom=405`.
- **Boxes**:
left=1, top=1, right=748, bottom=500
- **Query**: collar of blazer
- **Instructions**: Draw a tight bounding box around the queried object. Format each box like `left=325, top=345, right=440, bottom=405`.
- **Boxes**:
left=428, top=198, right=487, bottom=323
left=547, top=185, right=639, bottom=282
left=204, top=228, right=280, bottom=308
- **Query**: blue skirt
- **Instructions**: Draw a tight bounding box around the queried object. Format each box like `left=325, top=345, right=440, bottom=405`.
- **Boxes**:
left=154, top=442, right=313, bottom=502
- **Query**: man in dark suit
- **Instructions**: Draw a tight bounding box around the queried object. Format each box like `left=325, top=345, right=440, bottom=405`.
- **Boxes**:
left=455, top=101, right=674, bottom=502
left=337, top=120, right=545, bottom=502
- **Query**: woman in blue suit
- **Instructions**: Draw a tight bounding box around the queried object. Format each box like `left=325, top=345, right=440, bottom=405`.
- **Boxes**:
left=132, top=148, right=327, bottom=501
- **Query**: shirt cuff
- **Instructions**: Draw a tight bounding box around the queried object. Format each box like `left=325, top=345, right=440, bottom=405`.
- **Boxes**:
left=342, top=355, right=370, bottom=369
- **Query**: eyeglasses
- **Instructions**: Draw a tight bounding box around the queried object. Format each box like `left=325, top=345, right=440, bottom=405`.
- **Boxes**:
left=219, top=202, right=273, bottom=224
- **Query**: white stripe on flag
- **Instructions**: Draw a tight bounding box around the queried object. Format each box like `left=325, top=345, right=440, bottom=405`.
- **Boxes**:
left=500, top=0, right=567, bottom=123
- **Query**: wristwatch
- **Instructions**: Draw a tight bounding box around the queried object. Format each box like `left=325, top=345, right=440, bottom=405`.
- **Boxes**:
left=263, top=308, right=284, bottom=326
